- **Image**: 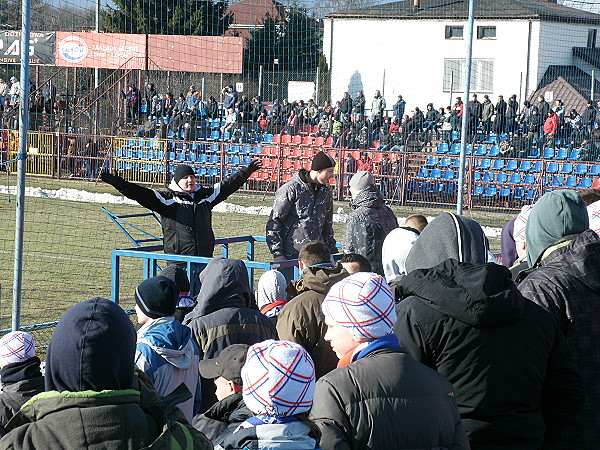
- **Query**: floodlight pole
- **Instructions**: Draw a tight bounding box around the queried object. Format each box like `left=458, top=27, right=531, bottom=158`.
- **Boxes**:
left=456, top=0, right=476, bottom=215
left=12, top=0, right=32, bottom=331
left=94, top=0, right=100, bottom=135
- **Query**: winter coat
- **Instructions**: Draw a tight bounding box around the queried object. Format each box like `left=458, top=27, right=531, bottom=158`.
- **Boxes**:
left=395, top=259, right=585, bottom=448
left=371, top=95, right=386, bottom=117
left=342, top=185, right=398, bottom=275
left=310, top=346, right=469, bottom=450
left=276, top=263, right=348, bottom=379
left=184, top=258, right=277, bottom=412
left=104, top=165, right=254, bottom=257
left=543, top=114, right=559, bottom=135
left=0, top=379, right=212, bottom=450
left=266, top=170, right=336, bottom=259
left=217, top=417, right=317, bottom=449
left=0, top=81, right=8, bottom=98
left=393, top=99, right=405, bottom=118
left=340, top=97, right=352, bottom=114
left=204, top=393, right=251, bottom=448
left=135, top=317, right=202, bottom=421
left=517, top=229, right=600, bottom=449
left=223, top=91, right=238, bottom=109
left=481, top=100, right=494, bottom=121
left=0, top=358, right=44, bottom=436
left=352, top=95, right=365, bottom=114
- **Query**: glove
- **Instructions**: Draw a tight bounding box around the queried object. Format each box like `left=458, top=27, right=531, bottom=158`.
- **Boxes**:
left=248, top=158, right=262, bottom=173
left=100, top=169, right=119, bottom=186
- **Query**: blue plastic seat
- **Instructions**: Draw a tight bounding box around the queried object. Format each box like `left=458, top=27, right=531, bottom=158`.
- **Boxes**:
left=568, top=149, right=581, bottom=160
left=442, top=169, right=455, bottom=180
left=425, top=156, right=439, bottom=167
left=532, top=161, right=543, bottom=172
left=496, top=172, right=508, bottom=183
left=578, top=177, right=593, bottom=188
left=555, top=148, right=569, bottom=160
left=482, top=172, right=493, bottom=183
left=473, top=184, right=484, bottom=196
left=549, top=175, right=563, bottom=187
left=506, top=160, right=518, bottom=171
left=210, top=130, right=220, bottom=140
left=474, top=145, right=487, bottom=156
left=526, top=147, right=540, bottom=159
left=437, top=143, right=449, bottom=154
left=517, top=161, right=532, bottom=172
left=188, top=152, right=197, bottom=163
left=526, top=188, right=538, bottom=201
left=264, top=134, right=274, bottom=143
left=574, top=164, right=588, bottom=175
left=564, top=176, right=577, bottom=188
left=499, top=187, right=511, bottom=198
left=439, top=157, right=452, bottom=167
left=483, top=186, right=498, bottom=197
left=523, top=174, right=536, bottom=184
left=508, top=173, right=522, bottom=184
left=488, top=145, right=500, bottom=157
left=546, top=162, right=559, bottom=173
left=230, top=155, right=241, bottom=166
left=473, top=171, right=482, bottom=182
left=449, top=144, right=461, bottom=155
left=491, top=159, right=505, bottom=170
left=417, top=167, right=428, bottom=178
left=209, top=154, right=219, bottom=164
left=513, top=187, right=525, bottom=199
left=543, top=148, right=555, bottom=159
left=430, top=168, right=442, bottom=179
left=560, top=163, right=573, bottom=174
left=590, top=165, right=600, bottom=176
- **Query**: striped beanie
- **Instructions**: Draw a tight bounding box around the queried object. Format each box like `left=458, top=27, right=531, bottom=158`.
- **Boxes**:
left=0, top=331, right=35, bottom=367
left=242, top=340, right=315, bottom=417
left=322, top=272, right=396, bottom=340
left=513, top=204, right=534, bottom=243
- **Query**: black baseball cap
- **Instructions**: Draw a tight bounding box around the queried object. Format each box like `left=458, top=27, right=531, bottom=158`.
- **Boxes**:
left=199, top=344, right=249, bottom=386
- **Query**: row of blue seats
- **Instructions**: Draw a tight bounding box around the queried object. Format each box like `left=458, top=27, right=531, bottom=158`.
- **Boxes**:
left=424, top=156, right=600, bottom=175
left=437, top=143, right=585, bottom=161
left=115, top=147, right=261, bottom=161
left=167, top=142, right=263, bottom=155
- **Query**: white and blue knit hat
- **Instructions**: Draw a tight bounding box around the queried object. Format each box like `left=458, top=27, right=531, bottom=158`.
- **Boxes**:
left=0, top=331, right=36, bottom=367
left=513, top=204, right=534, bottom=243
left=242, top=340, right=315, bottom=417
left=322, top=272, right=396, bottom=340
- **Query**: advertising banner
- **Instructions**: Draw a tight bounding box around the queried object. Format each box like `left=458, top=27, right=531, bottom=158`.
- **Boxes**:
left=0, top=31, right=55, bottom=65
left=148, top=35, right=243, bottom=74
left=56, top=32, right=146, bottom=69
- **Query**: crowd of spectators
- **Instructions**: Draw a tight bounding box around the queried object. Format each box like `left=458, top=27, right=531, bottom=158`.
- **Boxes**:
left=2, top=149, right=600, bottom=448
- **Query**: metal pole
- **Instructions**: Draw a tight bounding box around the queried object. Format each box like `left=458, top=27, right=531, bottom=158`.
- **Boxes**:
left=592, top=69, right=595, bottom=102
left=12, top=0, right=32, bottom=331
left=456, top=0, right=476, bottom=215
left=449, top=71, right=454, bottom=107
left=94, top=0, right=100, bottom=135
left=315, top=66, right=320, bottom=105
left=258, top=65, right=263, bottom=99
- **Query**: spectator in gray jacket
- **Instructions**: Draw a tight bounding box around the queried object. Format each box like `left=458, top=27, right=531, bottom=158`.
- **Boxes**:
left=342, top=171, right=398, bottom=275
left=266, top=151, right=337, bottom=264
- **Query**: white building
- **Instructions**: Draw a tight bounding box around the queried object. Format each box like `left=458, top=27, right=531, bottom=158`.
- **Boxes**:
left=323, top=0, right=600, bottom=113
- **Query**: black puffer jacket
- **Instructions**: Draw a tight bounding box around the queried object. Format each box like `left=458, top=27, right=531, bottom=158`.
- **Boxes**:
left=203, top=392, right=251, bottom=448
left=103, top=165, right=255, bottom=257
left=266, top=170, right=336, bottom=259
left=184, top=258, right=277, bottom=412
left=395, top=259, right=584, bottom=449
left=0, top=357, right=44, bottom=436
left=310, top=347, right=469, bottom=450
left=342, top=185, right=398, bottom=275
left=517, top=229, right=600, bottom=449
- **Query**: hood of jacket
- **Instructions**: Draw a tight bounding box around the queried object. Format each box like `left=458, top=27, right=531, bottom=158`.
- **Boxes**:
left=45, top=297, right=136, bottom=392
left=190, top=258, right=254, bottom=317
left=397, top=259, right=524, bottom=328
left=382, top=227, right=420, bottom=284
left=350, top=185, right=384, bottom=210
left=286, top=263, right=348, bottom=298
left=136, top=317, right=196, bottom=370
left=405, top=213, right=489, bottom=273
left=525, top=189, right=588, bottom=267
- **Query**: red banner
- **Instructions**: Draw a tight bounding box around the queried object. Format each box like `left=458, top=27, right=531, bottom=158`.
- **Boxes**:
left=55, top=32, right=243, bottom=73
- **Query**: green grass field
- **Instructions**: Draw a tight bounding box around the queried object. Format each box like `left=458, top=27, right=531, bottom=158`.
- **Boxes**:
left=0, top=174, right=513, bottom=352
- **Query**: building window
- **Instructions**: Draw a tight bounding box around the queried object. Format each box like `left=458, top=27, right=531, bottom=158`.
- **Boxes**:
left=443, top=59, right=494, bottom=93
left=477, top=26, right=496, bottom=39
left=588, top=29, right=597, bottom=48
left=445, top=26, right=464, bottom=39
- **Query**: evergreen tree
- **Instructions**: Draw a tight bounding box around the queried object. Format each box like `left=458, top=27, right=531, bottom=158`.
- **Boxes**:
left=102, top=0, right=230, bottom=36
left=244, top=6, right=320, bottom=74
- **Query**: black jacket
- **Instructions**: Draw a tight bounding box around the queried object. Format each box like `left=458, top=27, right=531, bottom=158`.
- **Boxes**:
left=517, top=229, right=600, bottom=448
left=104, top=165, right=254, bottom=257
left=203, top=393, right=251, bottom=448
left=0, top=358, right=44, bottom=436
left=310, top=347, right=469, bottom=450
left=184, top=259, right=277, bottom=412
left=395, top=259, right=584, bottom=449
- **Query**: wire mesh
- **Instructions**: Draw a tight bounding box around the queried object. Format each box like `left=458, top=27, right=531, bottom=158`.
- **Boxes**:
left=1, top=0, right=600, bottom=348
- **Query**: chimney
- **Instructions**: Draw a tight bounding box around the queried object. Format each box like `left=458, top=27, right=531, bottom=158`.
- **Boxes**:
left=414, top=0, right=420, bottom=8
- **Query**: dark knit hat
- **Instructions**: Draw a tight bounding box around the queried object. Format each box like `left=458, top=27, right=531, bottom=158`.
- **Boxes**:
left=173, top=165, right=195, bottom=184
left=160, top=264, right=190, bottom=293
left=199, top=343, right=249, bottom=386
left=134, top=276, right=179, bottom=319
left=311, top=152, right=336, bottom=171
